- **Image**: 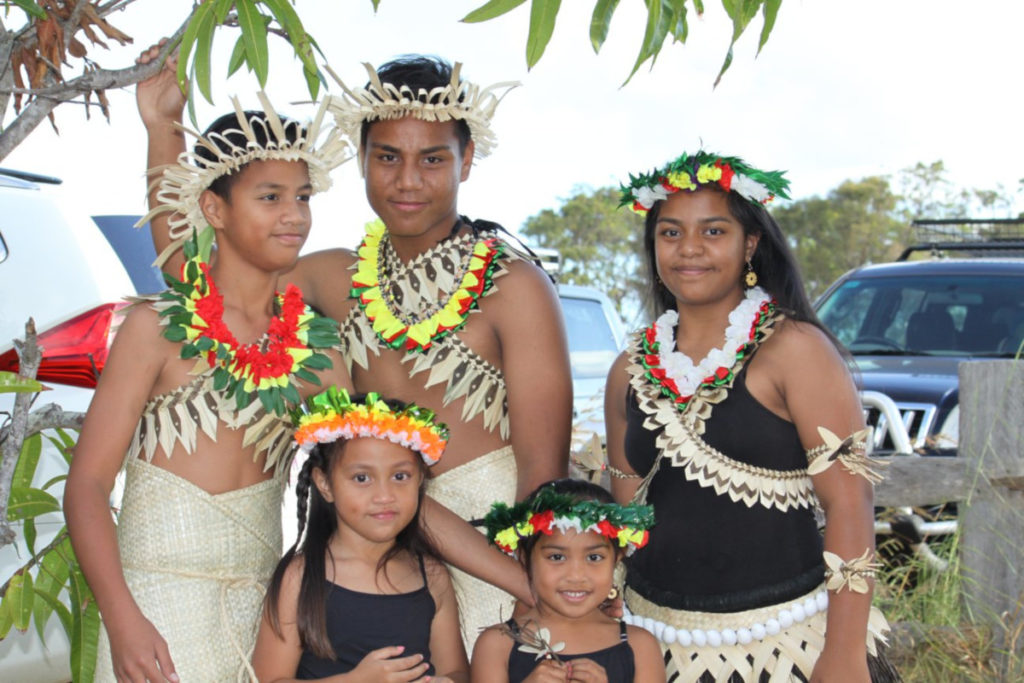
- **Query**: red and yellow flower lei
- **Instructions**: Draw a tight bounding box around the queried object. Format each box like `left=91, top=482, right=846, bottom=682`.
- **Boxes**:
left=158, top=237, right=337, bottom=416
left=640, top=299, right=778, bottom=412
left=349, top=220, right=504, bottom=352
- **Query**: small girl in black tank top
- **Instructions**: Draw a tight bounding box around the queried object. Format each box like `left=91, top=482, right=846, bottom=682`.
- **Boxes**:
left=252, top=389, right=468, bottom=682
left=471, top=479, right=665, bottom=683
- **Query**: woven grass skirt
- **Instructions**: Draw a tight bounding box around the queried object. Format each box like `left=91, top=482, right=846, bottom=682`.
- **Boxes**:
left=425, top=445, right=517, bottom=653
left=625, top=584, right=897, bottom=683
left=94, top=459, right=283, bottom=683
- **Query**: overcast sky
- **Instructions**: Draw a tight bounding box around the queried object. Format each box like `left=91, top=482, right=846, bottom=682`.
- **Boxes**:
left=6, top=1, right=1023, bottom=254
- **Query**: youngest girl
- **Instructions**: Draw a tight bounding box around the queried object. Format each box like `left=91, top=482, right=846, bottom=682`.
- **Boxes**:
left=472, top=479, right=664, bottom=683
left=253, top=387, right=468, bottom=682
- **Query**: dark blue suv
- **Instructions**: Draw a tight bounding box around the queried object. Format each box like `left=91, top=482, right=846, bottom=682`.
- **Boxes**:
left=815, top=234, right=1024, bottom=456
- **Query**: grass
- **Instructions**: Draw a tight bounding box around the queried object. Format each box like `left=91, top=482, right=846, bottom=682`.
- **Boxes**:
left=876, top=528, right=1024, bottom=682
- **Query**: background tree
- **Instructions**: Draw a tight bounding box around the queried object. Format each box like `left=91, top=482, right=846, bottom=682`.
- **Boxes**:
left=522, top=185, right=645, bottom=321
left=773, top=176, right=908, bottom=298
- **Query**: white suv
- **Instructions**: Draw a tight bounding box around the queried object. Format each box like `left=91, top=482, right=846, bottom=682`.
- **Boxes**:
left=0, top=169, right=136, bottom=682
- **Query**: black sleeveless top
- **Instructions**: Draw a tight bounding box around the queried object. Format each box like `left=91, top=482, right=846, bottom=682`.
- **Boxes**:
left=624, top=360, right=824, bottom=613
left=296, top=556, right=436, bottom=678
left=505, top=619, right=635, bottom=683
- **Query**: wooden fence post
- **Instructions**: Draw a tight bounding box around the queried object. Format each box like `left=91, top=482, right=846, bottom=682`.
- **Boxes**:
left=959, top=359, right=1024, bottom=676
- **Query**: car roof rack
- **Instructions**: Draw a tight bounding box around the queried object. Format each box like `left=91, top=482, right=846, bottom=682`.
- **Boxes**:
left=0, top=167, right=62, bottom=185
left=898, top=219, right=1024, bottom=260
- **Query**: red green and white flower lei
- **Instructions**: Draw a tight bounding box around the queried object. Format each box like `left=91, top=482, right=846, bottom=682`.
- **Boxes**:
left=620, top=151, right=791, bottom=215
left=641, top=287, right=777, bottom=412
left=158, top=235, right=338, bottom=416
left=350, top=219, right=504, bottom=352
left=484, top=487, right=655, bottom=557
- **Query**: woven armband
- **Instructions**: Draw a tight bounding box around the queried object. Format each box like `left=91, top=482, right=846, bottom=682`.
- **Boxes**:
left=608, top=465, right=642, bottom=480
left=823, top=549, right=879, bottom=593
left=806, top=426, right=884, bottom=484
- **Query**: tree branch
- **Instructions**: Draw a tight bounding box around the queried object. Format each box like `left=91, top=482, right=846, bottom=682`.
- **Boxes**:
left=0, top=16, right=187, bottom=162
left=0, top=319, right=42, bottom=548
left=0, top=528, right=69, bottom=598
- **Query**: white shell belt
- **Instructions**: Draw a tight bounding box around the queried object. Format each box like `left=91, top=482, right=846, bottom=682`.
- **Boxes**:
left=623, top=589, right=829, bottom=647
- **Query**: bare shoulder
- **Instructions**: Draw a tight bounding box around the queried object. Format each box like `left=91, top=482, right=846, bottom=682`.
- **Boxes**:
left=493, top=257, right=558, bottom=301
left=471, top=621, right=513, bottom=659
left=423, top=554, right=454, bottom=595
left=110, top=302, right=173, bottom=361
left=626, top=624, right=667, bottom=681
left=285, top=247, right=357, bottom=302
left=759, top=318, right=845, bottom=373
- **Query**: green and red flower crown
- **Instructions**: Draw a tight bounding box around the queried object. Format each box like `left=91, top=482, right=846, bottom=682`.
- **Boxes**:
left=619, top=151, right=791, bottom=215
left=484, top=487, right=655, bottom=557
left=292, top=386, right=449, bottom=465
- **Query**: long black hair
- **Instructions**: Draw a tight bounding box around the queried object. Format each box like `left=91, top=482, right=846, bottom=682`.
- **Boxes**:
left=262, top=395, right=440, bottom=660
left=642, top=188, right=842, bottom=348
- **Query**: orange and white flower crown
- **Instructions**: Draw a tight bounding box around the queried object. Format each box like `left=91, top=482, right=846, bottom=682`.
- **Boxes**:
left=326, top=62, right=518, bottom=159
left=292, top=387, right=448, bottom=465
left=137, top=92, right=351, bottom=266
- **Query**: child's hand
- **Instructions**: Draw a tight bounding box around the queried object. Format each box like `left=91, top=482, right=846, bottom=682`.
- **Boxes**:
left=106, top=609, right=178, bottom=682
left=135, top=39, right=185, bottom=128
left=523, top=659, right=570, bottom=682
left=566, top=658, right=609, bottom=682
left=350, top=645, right=431, bottom=682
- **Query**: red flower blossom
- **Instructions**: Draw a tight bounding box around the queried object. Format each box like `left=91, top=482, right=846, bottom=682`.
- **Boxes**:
left=529, top=510, right=555, bottom=535
left=596, top=520, right=618, bottom=539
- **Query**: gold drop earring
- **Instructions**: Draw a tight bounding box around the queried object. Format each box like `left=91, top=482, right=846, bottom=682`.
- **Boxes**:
left=744, top=260, right=758, bottom=288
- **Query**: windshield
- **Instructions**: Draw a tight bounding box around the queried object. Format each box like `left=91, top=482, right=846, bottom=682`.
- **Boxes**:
left=816, top=273, right=1024, bottom=357
left=561, top=296, right=620, bottom=379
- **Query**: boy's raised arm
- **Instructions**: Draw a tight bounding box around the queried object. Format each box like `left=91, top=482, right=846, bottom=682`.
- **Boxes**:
left=136, top=41, right=187, bottom=276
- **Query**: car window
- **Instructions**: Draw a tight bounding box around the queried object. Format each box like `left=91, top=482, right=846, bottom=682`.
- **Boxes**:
left=818, top=273, right=1024, bottom=356
left=560, top=296, right=619, bottom=379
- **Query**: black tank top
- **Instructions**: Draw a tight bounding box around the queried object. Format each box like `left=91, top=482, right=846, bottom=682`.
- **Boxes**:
left=505, top=619, right=635, bottom=683
left=296, top=555, right=436, bottom=678
left=624, top=360, right=824, bottom=612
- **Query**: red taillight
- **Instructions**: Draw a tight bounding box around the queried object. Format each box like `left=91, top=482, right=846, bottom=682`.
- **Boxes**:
left=0, top=303, right=124, bottom=389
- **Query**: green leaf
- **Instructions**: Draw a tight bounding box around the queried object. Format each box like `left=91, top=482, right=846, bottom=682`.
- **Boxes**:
left=193, top=2, right=220, bottom=104
left=40, top=474, right=67, bottom=491
left=262, top=0, right=316, bottom=74
left=176, top=0, right=214, bottom=93
left=666, top=0, right=688, bottom=42
left=24, top=518, right=37, bottom=555
left=33, top=541, right=72, bottom=642
left=13, top=433, right=42, bottom=489
left=623, top=0, right=672, bottom=84
left=32, top=587, right=73, bottom=643
left=758, top=0, right=782, bottom=55
left=69, top=572, right=100, bottom=683
left=4, top=573, right=34, bottom=632
left=713, top=44, right=735, bottom=87
left=368, top=0, right=381, bottom=10
left=589, top=0, right=620, bottom=53
left=236, top=0, right=270, bottom=88
left=526, top=0, right=561, bottom=69
left=212, top=0, right=234, bottom=22
left=462, top=0, right=527, bottom=23
left=281, top=382, right=301, bottom=407
left=54, top=427, right=77, bottom=450
left=7, top=487, right=60, bottom=521
left=12, top=0, right=47, bottom=21
left=0, top=371, right=43, bottom=394
left=303, top=64, right=323, bottom=100
left=227, top=34, right=247, bottom=77
left=0, top=597, right=12, bottom=639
